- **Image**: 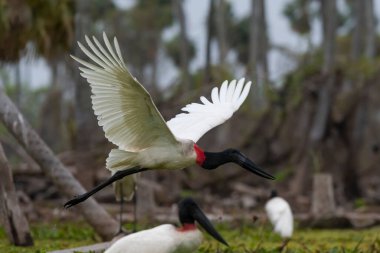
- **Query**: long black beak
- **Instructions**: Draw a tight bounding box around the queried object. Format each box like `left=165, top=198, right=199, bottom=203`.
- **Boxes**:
left=232, top=150, right=275, bottom=180
left=202, top=149, right=275, bottom=180
left=192, top=205, right=229, bottom=246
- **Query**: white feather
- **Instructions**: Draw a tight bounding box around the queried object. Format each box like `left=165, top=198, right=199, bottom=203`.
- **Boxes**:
left=226, top=79, right=236, bottom=102
left=73, top=32, right=255, bottom=202
left=105, top=224, right=202, bottom=253
left=73, top=33, right=178, bottom=152
left=74, top=33, right=253, bottom=149
left=265, top=197, right=294, bottom=238
left=166, top=78, right=252, bottom=143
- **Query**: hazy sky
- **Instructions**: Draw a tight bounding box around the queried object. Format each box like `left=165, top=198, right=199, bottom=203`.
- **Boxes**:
left=9, top=0, right=380, bottom=88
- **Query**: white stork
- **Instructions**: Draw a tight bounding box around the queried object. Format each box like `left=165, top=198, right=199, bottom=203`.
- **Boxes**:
left=64, top=33, right=274, bottom=209
left=104, top=198, right=227, bottom=253
left=265, top=190, right=293, bottom=249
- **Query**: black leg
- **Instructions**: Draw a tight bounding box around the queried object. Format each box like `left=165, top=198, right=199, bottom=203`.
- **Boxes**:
left=118, top=185, right=124, bottom=234
left=278, top=238, right=290, bottom=252
left=64, top=167, right=148, bottom=209
left=133, top=186, right=137, bottom=233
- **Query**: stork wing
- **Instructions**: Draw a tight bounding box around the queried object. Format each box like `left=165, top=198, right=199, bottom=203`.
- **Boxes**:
left=73, top=33, right=178, bottom=151
left=167, top=78, right=251, bottom=143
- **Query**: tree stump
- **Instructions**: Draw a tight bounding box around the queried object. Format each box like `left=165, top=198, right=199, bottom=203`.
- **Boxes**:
left=0, top=142, right=33, bottom=246
left=311, top=173, right=336, bottom=218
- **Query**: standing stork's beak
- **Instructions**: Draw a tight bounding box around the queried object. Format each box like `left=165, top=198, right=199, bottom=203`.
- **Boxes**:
left=193, top=205, right=228, bottom=246
left=179, top=198, right=229, bottom=246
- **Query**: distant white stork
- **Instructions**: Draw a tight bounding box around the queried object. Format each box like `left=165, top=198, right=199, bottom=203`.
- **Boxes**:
left=105, top=198, right=227, bottom=253
left=265, top=190, right=293, bottom=249
left=64, top=33, right=274, bottom=209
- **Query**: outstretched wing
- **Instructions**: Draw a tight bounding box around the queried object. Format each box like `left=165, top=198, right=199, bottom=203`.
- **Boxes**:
left=73, top=33, right=178, bottom=151
left=167, top=78, right=251, bottom=143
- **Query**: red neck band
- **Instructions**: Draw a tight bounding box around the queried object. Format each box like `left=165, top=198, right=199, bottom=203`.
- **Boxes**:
left=194, top=144, right=206, bottom=166
left=177, top=223, right=197, bottom=232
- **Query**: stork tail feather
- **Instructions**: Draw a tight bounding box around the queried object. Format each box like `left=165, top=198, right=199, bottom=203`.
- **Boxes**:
left=107, top=149, right=138, bottom=201
left=113, top=176, right=136, bottom=201
left=107, top=149, right=138, bottom=171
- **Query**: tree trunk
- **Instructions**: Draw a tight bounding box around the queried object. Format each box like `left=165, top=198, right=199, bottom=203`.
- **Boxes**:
left=350, top=0, right=366, bottom=59
left=150, top=33, right=160, bottom=97
left=214, top=0, right=230, bottom=146
left=342, top=0, right=371, bottom=200
left=50, top=58, right=59, bottom=87
left=0, top=89, right=118, bottom=240
left=321, top=0, right=336, bottom=74
left=309, top=79, right=334, bottom=142
left=215, top=0, right=228, bottom=67
left=309, top=0, right=336, bottom=143
left=0, top=142, right=33, bottom=246
left=364, top=0, right=375, bottom=59
left=292, top=0, right=337, bottom=195
left=73, top=0, right=103, bottom=150
left=249, top=0, right=259, bottom=78
left=249, top=0, right=268, bottom=109
left=14, top=62, right=21, bottom=106
left=204, top=0, right=215, bottom=85
left=173, top=0, right=191, bottom=92
left=259, top=0, right=268, bottom=80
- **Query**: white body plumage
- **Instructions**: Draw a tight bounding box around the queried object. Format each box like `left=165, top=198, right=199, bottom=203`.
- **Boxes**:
left=103, top=198, right=227, bottom=253
left=72, top=33, right=253, bottom=199
left=110, top=140, right=196, bottom=201
left=265, top=196, right=293, bottom=238
left=64, top=33, right=274, bottom=210
left=105, top=224, right=202, bottom=253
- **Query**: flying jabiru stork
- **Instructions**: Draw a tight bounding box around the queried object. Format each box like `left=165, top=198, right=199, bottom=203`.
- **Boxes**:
left=64, top=33, right=274, bottom=209
left=265, top=190, right=293, bottom=250
left=104, top=198, right=227, bottom=253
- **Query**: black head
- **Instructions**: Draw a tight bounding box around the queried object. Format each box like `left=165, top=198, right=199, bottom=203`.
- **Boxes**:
left=178, top=198, right=228, bottom=246
left=178, top=197, right=198, bottom=225
left=200, top=149, right=275, bottom=180
left=269, top=189, right=278, bottom=199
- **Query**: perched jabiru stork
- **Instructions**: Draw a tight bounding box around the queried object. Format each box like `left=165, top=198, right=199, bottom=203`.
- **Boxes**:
left=265, top=190, right=293, bottom=250
left=104, top=198, right=227, bottom=253
left=64, top=33, right=274, bottom=209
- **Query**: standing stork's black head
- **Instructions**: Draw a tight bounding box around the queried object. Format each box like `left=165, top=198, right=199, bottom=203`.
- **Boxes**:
left=194, top=145, right=275, bottom=180
left=269, top=189, right=278, bottom=199
left=178, top=198, right=228, bottom=246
